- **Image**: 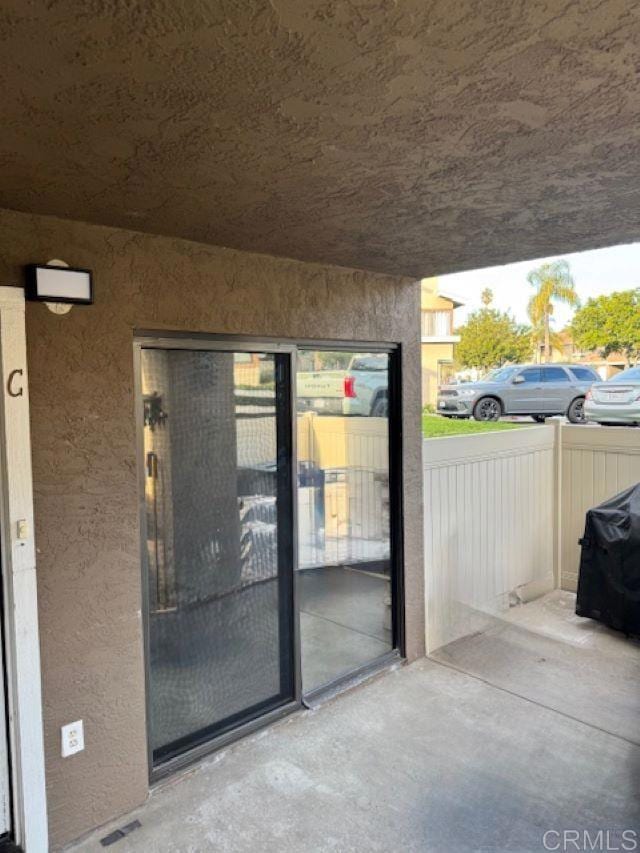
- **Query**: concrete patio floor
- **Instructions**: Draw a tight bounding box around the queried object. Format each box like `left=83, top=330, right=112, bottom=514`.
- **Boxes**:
left=72, top=593, right=640, bottom=852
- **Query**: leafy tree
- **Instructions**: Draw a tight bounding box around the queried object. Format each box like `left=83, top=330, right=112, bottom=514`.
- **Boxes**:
left=315, top=351, right=352, bottom=370
left=456, top=306, right=531, bottom=371
left=527, top=260, right=579, bottom=363
left=297, top=350, right=353, bottom=371
left=571, top=289, right=640, bottom=366
left=481, top=287, right=493, bottom=307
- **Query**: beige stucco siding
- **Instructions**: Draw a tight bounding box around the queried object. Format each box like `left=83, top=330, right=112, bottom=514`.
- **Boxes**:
left=422, top=294, right=454, bottom=310
left=421, top=342, right=456, bottom=407
left=0, top=208, right=423, bottom=848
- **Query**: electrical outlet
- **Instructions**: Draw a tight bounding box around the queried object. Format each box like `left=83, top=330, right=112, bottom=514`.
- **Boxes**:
left=61, top=720, right=84, bottom=757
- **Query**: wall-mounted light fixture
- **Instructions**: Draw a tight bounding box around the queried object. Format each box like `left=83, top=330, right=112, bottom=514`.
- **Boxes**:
left=25, top=262, right=93, bottom=305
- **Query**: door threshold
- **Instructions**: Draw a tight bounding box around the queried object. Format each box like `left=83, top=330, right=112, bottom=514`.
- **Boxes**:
left=150, top=699, right=301, bottom=785
left=303, top=650, right=403, bottom=710
left=150, top=654, right=403, bottom=786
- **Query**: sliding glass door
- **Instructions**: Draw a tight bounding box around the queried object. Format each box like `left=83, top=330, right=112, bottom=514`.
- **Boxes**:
left=296, top=349, right=395, bottom=694
left=139, top=344, right=295, bottom=768
left=138, top=338, right=400, bottom=769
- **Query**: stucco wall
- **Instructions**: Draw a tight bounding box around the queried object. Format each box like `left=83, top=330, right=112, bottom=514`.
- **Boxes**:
left=421, top=342, right=455, bottom=407
left=0, top=208, right=423, bottom=848
left=420, top=279, right=454, bottom=312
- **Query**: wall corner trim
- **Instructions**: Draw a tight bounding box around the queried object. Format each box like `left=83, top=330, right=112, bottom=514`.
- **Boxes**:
left=0, top=286, right=48, bottom=851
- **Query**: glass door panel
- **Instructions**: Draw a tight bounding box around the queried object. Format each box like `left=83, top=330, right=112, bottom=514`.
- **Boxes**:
left=296, top=349, right=394, bottom=693
left=141, top=346, right=294, bottom=766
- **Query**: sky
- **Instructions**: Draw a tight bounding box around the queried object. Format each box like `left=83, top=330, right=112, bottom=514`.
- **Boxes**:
left=441, top=242, right=640, bottom=331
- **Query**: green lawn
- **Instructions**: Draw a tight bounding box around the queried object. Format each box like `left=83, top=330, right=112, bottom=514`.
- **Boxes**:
left=422, top=412, right=528, bottom=438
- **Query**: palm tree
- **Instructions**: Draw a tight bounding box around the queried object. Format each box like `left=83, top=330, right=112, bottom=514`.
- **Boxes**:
left=481, top=287, right=493, bottom=307
left=527, top=260, right=578, bottom=363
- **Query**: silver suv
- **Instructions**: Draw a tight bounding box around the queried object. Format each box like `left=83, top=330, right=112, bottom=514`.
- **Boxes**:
left=437, top=364, right=600, bottom=424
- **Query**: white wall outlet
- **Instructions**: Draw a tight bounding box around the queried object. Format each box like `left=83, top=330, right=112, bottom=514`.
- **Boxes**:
left=61, top=720, right=84, bottom=757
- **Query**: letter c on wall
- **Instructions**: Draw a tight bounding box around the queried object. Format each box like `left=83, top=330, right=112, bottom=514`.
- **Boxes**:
left=7, top=369, right=23, bottom=398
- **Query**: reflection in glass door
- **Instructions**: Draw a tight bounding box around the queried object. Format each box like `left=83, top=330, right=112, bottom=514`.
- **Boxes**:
left=296, top=349, right=394, bottom=693
left=140, top=345, right=294, bottom=767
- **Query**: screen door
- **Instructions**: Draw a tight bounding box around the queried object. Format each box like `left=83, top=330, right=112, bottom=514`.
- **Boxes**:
left=139, top=344, right=295, bottom=767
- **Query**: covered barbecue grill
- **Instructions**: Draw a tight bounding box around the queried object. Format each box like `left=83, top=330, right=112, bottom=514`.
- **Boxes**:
left=576, top=482, right=640, bottom=635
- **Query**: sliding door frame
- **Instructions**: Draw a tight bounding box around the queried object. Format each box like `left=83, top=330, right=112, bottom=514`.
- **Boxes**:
left=296, top=342, right=405, bottom=702
left=134, top=335, right=301, bottom=782
left=134, top=332, right=405, bottom=781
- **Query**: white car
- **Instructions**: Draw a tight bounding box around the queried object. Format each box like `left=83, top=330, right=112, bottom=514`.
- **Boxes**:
left=584, top=366, right=640, bottom=425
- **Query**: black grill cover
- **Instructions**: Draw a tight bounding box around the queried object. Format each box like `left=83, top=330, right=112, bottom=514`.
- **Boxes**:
left=576, top=482, right=640, bottom=634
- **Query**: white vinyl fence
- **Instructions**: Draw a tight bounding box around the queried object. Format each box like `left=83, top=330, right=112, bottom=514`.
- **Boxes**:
left=424, top=422, right=640, bottom=653
left=560, top=425, right=640, bottom=591
left=424, top=425, right=556, bottom=652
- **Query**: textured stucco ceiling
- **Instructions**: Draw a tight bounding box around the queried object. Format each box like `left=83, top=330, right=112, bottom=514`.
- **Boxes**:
left=1, top=1, right=640, bottom=278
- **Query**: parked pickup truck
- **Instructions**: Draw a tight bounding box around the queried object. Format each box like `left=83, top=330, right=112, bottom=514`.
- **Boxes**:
left=297, top=354, right=389, bottom=417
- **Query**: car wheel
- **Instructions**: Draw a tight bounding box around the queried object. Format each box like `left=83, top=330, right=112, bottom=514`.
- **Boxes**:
left=567, top=397, right=586, bottom=424
left=370, top=396, right=388, bottom=417
left=532, top=415, right=546, bottom=423
left=473, top=397, right=502, bottom=422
